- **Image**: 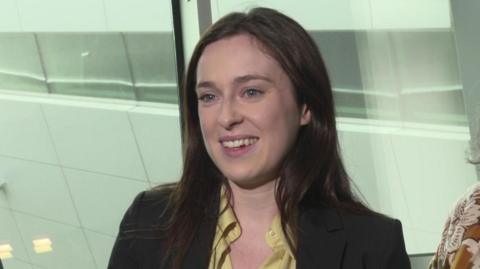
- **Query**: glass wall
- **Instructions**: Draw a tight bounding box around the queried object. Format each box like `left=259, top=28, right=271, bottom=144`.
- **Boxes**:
left=0, top=32, right=178, bottom=103
left=0, top=1, right=182, bottom=269
left=311, top=30, right=465, bottom=126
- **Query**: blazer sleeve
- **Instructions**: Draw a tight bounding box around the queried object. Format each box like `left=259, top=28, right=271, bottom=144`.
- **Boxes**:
left=380, top=219, right=411, bottom=269
left=108, top=191, right=146, bottom=269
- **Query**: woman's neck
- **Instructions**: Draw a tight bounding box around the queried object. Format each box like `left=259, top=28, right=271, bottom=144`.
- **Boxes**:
left=228, top=179, right=279, bottom=229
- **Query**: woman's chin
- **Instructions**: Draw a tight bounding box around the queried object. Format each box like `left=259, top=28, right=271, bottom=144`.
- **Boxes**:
left=225, top=176, right=277, bottom=190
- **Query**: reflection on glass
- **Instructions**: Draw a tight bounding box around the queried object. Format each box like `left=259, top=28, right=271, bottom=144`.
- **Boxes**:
left=0, top=34, right=49, bottom=94
left=37, top=33, right=136, bottom=100
left=312, top=30, right=467, bottom=126
left=0, top=32, right=178, bottom=104
left=125, top=33, right=178, bottom=103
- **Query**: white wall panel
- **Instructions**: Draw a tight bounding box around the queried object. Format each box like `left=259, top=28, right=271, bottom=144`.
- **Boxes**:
left=0, top=0, right=21, bottom=31
left=17, top=0, right=107, bottom=32
left=0, top=208, right=30, bottom=265
left=403, top=227, right=442, bottom=257
left=340, top=131, right=381, bottom=209
left=0, top=99, right=57, bottom=164
left=103, top=0, right=173, bottom=31
left=84, top=230, right=115, bottom=269
left=65, top=168, right=148, bottom=235
left=0, top=156, right=79, bottom=226
left=129, top=106, right=182, bottom=184
left=42, top=103, right=148, bottom=181
left=11, top=0, right=175, bottom=32
left=370, top=0, right=451, bottom=29
left=369, top=135, right=412, bottom=223
left=212, top=0, right=371, bottom=30
left=341, top=130, right=414, bottom=230
left=340, top=127, right=476, bottom=254
left=15, top=212, right=96, bottom=269
left=390, top=135, right=475, bottom=253
left=212, top=0, right=451, bottom=30
left=180, top=0, right=200, bottom=63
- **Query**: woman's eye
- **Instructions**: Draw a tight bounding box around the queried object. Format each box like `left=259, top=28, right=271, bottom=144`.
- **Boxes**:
left=198, top=94, right=216, bottom=103
left=244, top=88, right=262, bottom=98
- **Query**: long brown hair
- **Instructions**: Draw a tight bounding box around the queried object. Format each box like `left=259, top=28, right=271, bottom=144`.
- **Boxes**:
left=163, top=7, right=373, bottom=268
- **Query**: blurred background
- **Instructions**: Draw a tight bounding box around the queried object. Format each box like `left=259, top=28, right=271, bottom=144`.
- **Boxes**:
left=0, top=0, right=478, bottom=268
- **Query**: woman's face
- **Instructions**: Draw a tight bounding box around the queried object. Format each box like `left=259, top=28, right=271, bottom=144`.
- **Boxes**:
left=195, top=34, right=311, bottom=188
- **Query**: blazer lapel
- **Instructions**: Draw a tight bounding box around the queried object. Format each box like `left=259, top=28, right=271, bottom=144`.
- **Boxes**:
left=297, top=207, right=346, bottom=269
left=181, top=216, right=217, bottom=269
left=181, top=195, right=220, bottom=269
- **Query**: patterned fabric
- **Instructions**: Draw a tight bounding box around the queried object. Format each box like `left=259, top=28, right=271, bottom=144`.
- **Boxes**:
left=430, top=183, right=480, bottom=269
left=208, top=189, right=295, bottom=269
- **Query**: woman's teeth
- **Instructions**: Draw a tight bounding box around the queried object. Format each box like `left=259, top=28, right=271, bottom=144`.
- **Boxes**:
left=222, top=138, right=258, bottom=148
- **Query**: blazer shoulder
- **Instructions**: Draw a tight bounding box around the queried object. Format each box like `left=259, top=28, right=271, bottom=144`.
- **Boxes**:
left=120, top=184, right=175, bottom=231
left=341, top=211, right=399, bottom=235
left=340, top=211, right=410, bottom=268
left=108, top=185, right=176, bottom=269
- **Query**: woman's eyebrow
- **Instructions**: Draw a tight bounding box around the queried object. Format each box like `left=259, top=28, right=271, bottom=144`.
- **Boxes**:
left=196, top=81, right=216, bottom=90
left=233, top=74, right=273, bottom=85
left=196, top=74, right=272, bottom=90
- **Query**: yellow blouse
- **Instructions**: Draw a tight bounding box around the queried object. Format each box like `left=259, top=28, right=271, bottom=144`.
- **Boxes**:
left=208, top=191, right=295, bottom=269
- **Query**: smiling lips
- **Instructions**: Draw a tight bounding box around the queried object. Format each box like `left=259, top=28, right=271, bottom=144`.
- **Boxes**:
left=220, top=136, right=259, bottom=157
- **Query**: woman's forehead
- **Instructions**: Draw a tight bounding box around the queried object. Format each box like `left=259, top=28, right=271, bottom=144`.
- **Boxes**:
left=196, top=34, right=283, bottom=83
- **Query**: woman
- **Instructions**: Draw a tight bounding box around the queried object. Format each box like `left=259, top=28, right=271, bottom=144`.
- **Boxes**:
left=429, top=141, right=480, bottom=268
left=108, top=7, right=410, bottom=269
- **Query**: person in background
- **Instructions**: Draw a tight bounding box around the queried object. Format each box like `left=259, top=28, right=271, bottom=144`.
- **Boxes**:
left=429, top=138, right=480, bottom=269
left=108, top=7, right=410, bottom=269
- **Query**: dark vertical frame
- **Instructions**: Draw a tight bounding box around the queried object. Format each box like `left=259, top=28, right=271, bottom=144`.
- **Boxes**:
left=171, top=0, right=186, bottom=137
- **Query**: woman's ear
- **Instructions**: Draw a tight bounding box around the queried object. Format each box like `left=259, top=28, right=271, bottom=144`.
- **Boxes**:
left=300, top=104, right=311, bottom=126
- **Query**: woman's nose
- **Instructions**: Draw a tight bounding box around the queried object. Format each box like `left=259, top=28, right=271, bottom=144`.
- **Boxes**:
left=217, top=100, right=243, bottom=129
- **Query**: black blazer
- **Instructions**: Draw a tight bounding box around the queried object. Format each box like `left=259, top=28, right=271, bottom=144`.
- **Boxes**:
left=108, top=189, right=411, bottom=269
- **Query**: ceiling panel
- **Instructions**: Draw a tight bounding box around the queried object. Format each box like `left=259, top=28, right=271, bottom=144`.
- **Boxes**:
left=14, top=212, right=96, bottom=269
left=84, top=230, right=115, bottom=269
left=65, top=168, right=148, bottom=235
left=0, top=208, right=31, bottom=264
left=128, top=108, right=182, bottom=184
left=0, top=156, right=79, bottom=226
left=0, top=99, right=58, bottom=164
left=17, top=0, right=106, bottom=32
left=42, top=103, right=148, bottom=181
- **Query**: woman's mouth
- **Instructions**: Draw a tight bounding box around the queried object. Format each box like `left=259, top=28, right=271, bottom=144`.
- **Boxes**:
left=221, top=137, right=258, bottom=148
left=220, top=137, right=259, bottom=157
